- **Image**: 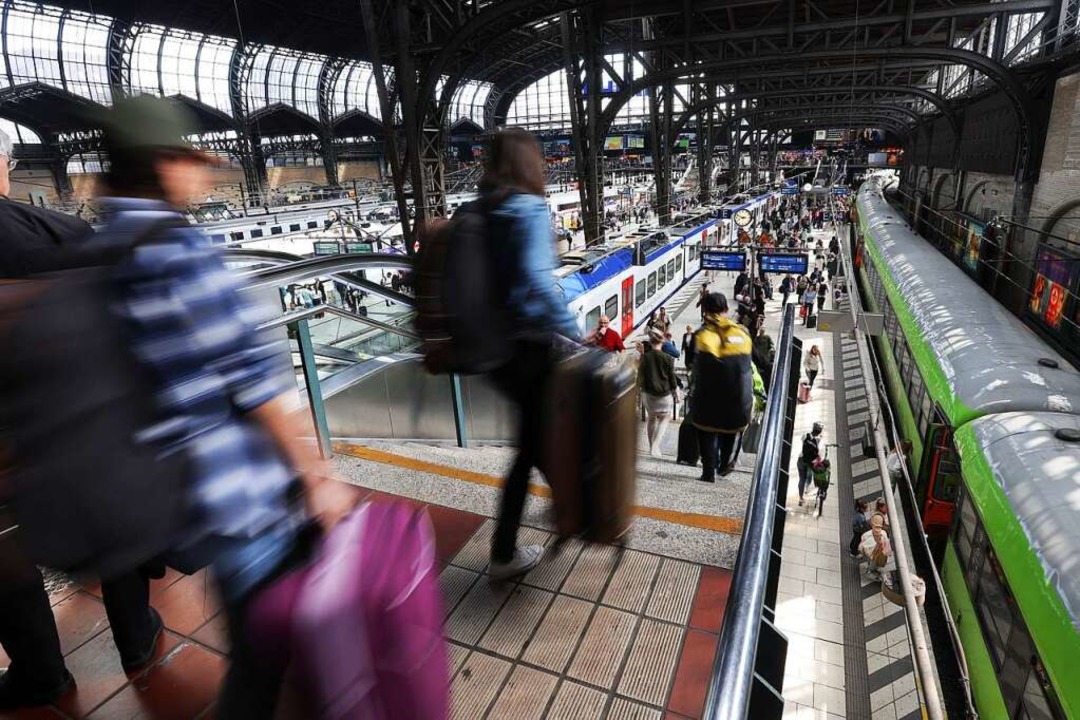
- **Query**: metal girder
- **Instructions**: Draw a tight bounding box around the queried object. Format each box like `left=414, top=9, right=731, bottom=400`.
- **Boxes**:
left=598, top=45, right=1036, bottom=180
left=228, top=44, right=266, bottom=205
left=317, top=58, right=347, bottom=186
left=670, top=84, right=959, bottom=140
left=417, top=0, right=585, bottom=112
left=359, top=0, right=414, bottom=248
left=627, top=0, right=1054, bottom=50
left=104, top=17, right=136, bottom=102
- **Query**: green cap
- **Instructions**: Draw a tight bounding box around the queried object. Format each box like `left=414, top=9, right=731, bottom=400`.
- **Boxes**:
left=101, top=95, right=199, bottom=154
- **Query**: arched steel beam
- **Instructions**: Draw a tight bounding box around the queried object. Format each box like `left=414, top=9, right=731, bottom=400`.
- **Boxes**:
left=714, top=101, right=920, bottom=136
left=670, top=85, right=956, bottom=141
left=598, top=46, right=1034, bottom=179
left=723, top=109, right=913, bottom=137
left=417, top=0, right=587, bottom=119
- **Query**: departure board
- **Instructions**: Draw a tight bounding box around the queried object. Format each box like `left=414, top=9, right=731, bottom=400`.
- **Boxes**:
left=758, top=252, right=809, bottom=274
left=701, top=250, right=748, bottom=271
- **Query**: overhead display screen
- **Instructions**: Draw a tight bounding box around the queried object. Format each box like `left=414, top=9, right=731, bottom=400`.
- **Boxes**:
left=604, top=136, right=625, bottom=150
left=758, top=252, right=809, bottom=274
left=313, top=241, right=341, bottom=255
left=701, top=250, right=747, bottom=272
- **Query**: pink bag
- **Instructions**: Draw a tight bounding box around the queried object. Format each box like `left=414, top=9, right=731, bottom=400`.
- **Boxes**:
left=248, top=501, right=449, bottom=720
left=798, top=382, right=812, bottom=403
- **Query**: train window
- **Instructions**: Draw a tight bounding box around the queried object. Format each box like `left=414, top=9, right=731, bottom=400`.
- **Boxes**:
left=604, top=295, right=618, bottom=320
left=920, top=393, right=934, bottom=437
left=250, top=229, right=264, bottom=239
left=636, top=280, right=646, bottom=308
left=308, top=221, right=318, bottom=229
left=290, top=224, right=301, bottom=232
left=884, top=303, right=899, bottom=344
left=1019, top=662, right=1060, bottom=720
left=676, top=255, right=683, bottom=273
left=648, top=272, right=657, bottom=297
left=955, top=492, right=976, bottom=570
left=975, top=550, right=1014, bottom=668
left=897, top=340, right=912, bottom=385
left=908, top=369, right=925, bottom=420
left=230, top=231, right=244, bottom=241
left=585, top=306, right=601, bottom=333
left=658, top=265, right=667, bottom=287
left=666, top=259, right=675, bottom=278
left=270, top=226, right=283, bottom=235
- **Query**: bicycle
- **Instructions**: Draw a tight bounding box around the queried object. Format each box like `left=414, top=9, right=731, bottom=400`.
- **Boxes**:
left=807, top=443, right=838, bottom=518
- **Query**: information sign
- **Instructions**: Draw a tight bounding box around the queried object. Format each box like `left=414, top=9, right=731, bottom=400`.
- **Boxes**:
left=313, top=241, right=341, bottom=255
left=781, top=186, right=798, bottom=195
left=344, top=242, right=373, bottom=254
left=701, top=250, right=748, bottom=272
left=831, top=186, right=849, bottom=196
left=757, top=252, right=809, bottom=274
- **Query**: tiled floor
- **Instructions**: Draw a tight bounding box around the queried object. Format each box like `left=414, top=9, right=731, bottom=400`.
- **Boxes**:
left=2, top=489, right=732, bottom=720
left=442, top=518, right=731, bottom=719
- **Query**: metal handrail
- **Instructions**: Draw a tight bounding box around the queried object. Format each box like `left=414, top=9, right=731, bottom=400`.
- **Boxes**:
left=224, top=250, right=417, bottom=306
left=704, top=303, right=798, bottom=720
left=261, top=302, right=420, bottom=340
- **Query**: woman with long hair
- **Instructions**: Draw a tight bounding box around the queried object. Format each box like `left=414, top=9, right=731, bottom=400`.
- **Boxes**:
left=804, top=344, right=824, bottom=388
left=480, top=129, right=580, bottom=579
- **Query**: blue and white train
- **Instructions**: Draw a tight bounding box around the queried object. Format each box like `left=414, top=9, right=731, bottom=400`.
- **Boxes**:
left=557, top=190, right=777, bottom=339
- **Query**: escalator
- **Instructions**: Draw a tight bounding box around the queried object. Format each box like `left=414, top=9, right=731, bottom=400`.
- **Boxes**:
left=228, top=250, right=517, bottom=444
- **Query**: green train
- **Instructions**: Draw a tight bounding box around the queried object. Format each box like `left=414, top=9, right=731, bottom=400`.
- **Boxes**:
left=854, top=178, right=1080, bottom=720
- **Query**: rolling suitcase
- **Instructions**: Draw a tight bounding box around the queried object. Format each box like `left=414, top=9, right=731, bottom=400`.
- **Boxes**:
left=676, top=416, right=700, bottom=466
left=806, top=313, right=817, bottom=329
left=798, top=382, right=812, bottom=403
left=543, top=348, right=636, bottom=542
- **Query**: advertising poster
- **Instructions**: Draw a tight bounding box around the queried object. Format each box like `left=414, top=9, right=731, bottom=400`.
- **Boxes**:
left=1029, top=246, right=1078, bottom=330
left=964, top=219, right=984, bottom=274
left=604, top=136, right=625, bottom=151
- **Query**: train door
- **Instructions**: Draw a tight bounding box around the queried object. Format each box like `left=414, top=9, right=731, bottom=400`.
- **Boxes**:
left=620, top=276, right=634, bottom=337
left=918, top=424, right=961, bottom=538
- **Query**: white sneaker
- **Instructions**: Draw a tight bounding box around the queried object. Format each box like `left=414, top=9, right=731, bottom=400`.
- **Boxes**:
left=489, top=545, right=544, bottom=580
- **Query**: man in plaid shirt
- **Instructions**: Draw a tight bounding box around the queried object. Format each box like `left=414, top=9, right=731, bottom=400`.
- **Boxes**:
left=95, top=97, right=355, bottom=719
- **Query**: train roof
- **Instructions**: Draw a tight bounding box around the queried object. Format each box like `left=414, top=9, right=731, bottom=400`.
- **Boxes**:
left=856, top=181, right=1080, bottom=425
left=956, top=412, right=1080, bottom=711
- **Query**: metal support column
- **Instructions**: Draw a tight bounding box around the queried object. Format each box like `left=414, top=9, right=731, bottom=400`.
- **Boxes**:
left=295, top=320, right=332, bottom=460
left=581, top=8, right=605, bottom=245
left=359, top=0, right=415, bottom=250
left=394, top=1, right=429, bottom=251
left=229, top=46, right=266, bottom=206
left=449, top=373, right=469, bottom=448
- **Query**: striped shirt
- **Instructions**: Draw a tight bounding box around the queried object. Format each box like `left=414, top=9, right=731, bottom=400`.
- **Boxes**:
left=94, top=198, right=301, bottom=601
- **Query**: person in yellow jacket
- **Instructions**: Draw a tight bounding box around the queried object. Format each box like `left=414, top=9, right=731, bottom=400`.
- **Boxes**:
left=691, top=292, right=754, bottom=482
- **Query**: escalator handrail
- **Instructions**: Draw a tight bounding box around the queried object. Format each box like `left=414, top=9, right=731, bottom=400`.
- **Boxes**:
left=259, top=302, right=420, bottom=340
left=224, top=250, right=416, bottom=307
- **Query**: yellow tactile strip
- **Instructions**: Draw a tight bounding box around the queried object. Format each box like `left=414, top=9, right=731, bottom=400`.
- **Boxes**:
left=333, top=441, right=745, bottom=535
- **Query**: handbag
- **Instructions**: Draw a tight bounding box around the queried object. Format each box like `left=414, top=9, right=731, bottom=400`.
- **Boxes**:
left=742, top=418, right=762, bottom=454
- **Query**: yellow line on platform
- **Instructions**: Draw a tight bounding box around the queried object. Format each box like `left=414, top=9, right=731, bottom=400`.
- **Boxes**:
left=333, top=441, right=745, bottom=536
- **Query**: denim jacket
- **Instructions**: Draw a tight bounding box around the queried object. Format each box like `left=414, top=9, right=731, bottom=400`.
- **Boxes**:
left=486, top=192, right=580, bottom=341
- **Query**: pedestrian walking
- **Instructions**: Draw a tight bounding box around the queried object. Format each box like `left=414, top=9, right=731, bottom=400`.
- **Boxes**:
left=804, top=345, right=824, bottom=388
left=639, top=328, right=679, bottom=457
left=797, top=422, right=823, bottom=505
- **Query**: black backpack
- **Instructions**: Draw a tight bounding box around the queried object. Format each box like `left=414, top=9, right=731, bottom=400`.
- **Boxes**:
left=0, top=218, right=191, bottom=579
left=414, top=199, right=513, bottom=375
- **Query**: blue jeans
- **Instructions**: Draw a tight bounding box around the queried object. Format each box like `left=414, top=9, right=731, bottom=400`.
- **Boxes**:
left=797, top=459, right=813, bottom=500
